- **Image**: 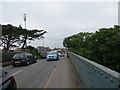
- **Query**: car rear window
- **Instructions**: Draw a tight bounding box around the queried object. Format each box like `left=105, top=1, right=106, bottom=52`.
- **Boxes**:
left=13, top=53, right=26, bottom=59
left=48, top=52, right=57, bottom=55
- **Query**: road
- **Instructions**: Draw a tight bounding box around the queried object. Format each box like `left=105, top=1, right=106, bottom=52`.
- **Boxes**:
left=4, top=56, right=76, bottom=88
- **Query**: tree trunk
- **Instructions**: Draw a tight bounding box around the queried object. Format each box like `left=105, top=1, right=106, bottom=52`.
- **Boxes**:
left=21, top=35, right=27, bottom=49
left=6, top=42, right=10, bottom=52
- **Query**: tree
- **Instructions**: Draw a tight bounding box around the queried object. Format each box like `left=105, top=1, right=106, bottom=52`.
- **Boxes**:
left=1, top=24, right=47, bottom=51
left=2, top=24, right=21, bottom=51
left=21, top=29, right=46, bottom=49
left=63, top=25, right=120, bottom=72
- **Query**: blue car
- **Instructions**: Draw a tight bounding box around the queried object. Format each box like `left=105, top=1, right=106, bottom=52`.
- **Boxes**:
left=46, top=51, right=59, bottom=61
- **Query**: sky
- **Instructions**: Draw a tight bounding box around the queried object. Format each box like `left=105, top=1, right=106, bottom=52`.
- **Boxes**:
left=1, top=0, right=119, bottom=49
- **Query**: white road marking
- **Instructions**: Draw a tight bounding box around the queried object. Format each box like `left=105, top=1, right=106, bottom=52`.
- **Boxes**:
left=31, top=63, right=38, bottom=67
left=44, top=61, right=59, bottom=88
left=13, top=70, right=23, bottom=75
left=38, top=61, right=58, bottom=88
left=31, top=60, right=44, bottom=67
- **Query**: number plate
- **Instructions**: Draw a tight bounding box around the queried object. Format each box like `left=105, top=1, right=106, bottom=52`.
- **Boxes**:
left=15, top=61, right=20, bottom=63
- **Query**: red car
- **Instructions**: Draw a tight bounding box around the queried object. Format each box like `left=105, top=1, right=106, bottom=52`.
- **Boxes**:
left=60, top=54, right=65, bottom=57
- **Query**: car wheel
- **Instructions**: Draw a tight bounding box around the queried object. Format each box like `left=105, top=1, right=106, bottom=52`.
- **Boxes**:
left=13, top=64, right=16, bottom=67
left=26, top=61, right=29, bottom=66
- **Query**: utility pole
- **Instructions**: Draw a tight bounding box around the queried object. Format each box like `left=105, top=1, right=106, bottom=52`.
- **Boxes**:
left=117, top=2, right=120, bottom=37
left=23, top=13, right=27, bottom=49
left=24, top=13, right=26, bottom=29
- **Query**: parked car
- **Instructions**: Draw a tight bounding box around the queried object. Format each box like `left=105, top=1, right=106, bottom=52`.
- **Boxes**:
left=40, top=51, right=47, bottom=59
left=0, top=67, right=17, bottom=90
left=46, top=51, right=59, bottom=61
left=60, top=54, right=65, bottom=57
left=12, top=53, right=37, bottom=66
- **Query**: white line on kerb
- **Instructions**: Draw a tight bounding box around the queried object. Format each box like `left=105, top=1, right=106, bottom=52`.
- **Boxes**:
left=31, top=63, right=38, bottom=67
left=13, top=70, right=23, bottom=75
left=31, top=60, right=44, bottom=67
left=44, top=61, right=59, bottom=88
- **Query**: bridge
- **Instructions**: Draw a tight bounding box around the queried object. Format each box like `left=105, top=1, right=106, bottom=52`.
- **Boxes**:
left=3, top=51, right=120, bottom=88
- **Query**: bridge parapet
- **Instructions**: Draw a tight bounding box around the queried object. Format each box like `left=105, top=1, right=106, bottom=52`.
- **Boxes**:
left=68, top=52, right=120, bottom=88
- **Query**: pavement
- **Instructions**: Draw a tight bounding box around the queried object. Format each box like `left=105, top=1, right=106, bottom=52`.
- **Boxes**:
left=4, top=56, right=76, bottom=88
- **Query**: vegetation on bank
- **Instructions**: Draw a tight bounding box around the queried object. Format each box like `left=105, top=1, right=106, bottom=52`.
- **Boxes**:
left=63, top=25, right=120, bottom=73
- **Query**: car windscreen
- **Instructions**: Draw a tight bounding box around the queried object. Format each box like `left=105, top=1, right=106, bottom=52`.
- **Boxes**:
left=13, top=53, right=26, bottom=59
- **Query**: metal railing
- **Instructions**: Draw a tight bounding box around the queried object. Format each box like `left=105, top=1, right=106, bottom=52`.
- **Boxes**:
left=68, top=52, right=120, bottom=88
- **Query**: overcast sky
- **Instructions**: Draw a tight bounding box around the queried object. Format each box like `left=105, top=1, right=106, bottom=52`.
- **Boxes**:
left=1, top=0, right=119, bottom=49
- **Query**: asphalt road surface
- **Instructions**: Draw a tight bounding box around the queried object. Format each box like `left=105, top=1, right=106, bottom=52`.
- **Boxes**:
left=4, top=56, right=76, bottom=88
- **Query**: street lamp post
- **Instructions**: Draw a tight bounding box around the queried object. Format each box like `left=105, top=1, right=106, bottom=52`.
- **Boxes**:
left=41, top=36, right=45, bottom=51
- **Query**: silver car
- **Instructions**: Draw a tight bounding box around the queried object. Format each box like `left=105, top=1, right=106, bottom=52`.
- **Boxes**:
left=46, top=51, right=59, bottom=61
left=0, top=67, right=17, bottom=90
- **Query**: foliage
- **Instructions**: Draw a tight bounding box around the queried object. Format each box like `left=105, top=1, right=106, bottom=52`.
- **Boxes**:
left=2, top=24, right=21, bottom=51
left=1, top=24, right=46, bottom=51
left=25, top=46, right=40, bottom=59
left=63, top=25, right=120, bottom=73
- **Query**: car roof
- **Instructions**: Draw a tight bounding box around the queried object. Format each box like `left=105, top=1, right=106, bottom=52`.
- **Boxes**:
left=15, top=52, right=31, bottom=55
left=49, top=51, right=58, bottom=53
left=50, top=51, right=58, bottom=53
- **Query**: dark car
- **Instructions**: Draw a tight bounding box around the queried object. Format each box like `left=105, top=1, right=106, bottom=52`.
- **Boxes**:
left=12, top=53, right=37, bottom=66
left=40, top=51, right=47, bottom=59
left=0, top=67, right=17, bottom=90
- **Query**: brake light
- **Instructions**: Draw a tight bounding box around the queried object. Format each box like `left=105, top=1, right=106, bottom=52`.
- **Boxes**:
left=10, top=74, right=15, bottom=81
left=22, top=58, right=27, bottom=60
